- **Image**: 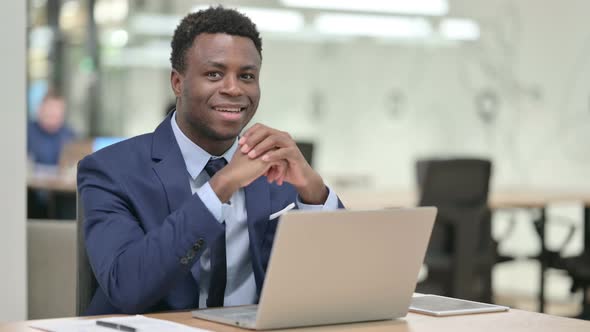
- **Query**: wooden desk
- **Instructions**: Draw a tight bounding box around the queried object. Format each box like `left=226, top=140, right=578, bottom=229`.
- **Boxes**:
left=27, top=172, right=77, bottom=219
left=27, top=174, right=76, bottom=193
left=339, top=188, right=590, bottom=313
left=2, top=309, right=589, bottom=332
left=338, top=189, right=590, bottom=210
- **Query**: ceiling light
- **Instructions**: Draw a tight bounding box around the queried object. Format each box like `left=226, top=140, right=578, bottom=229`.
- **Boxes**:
left=94, top=0, right=129, bottom=25
left=439, top=18, right=480, bottom=41
left=280, top=0, right=448, bottom=16
left=59, top=0, right=81, bottom=30
left=314, top=13, right=432, bottom=39
left=105, top=29, right=128, bottom=48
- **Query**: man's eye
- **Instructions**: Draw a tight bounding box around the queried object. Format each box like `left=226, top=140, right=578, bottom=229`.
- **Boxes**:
left=207, top=72, right=222, bottom=79
left=241, top=73, right=255, bottom=80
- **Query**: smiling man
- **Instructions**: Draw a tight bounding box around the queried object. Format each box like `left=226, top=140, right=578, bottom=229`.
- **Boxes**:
left=77, top=6, right=343, bottom=315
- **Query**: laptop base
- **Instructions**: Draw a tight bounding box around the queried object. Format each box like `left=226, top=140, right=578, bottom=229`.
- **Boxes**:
left=193, top=305, right=258, bottom=329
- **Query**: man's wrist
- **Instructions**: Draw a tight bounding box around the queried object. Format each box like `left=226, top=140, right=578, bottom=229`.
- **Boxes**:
left=209, top=170, right=239, bottom=203
left=295, top=171, right=328, bottom=205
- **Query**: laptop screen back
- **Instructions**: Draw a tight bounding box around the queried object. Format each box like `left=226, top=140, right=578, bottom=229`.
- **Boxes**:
left=255, top=207, right=436, bottom=329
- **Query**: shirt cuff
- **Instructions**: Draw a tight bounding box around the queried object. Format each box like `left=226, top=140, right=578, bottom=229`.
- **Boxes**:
left=296, top=186, right=339, bottom=211
left=196, top=182, right=225, bottom=223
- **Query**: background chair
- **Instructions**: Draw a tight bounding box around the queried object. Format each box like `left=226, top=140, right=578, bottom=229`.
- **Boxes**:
left=76, top=194, right=98, bottom=316
left=564, top=253, right=590, bottom=319
left=415, top=158, right=496, bottom=302
left=27, top=220, right=76, bottom=318
left=295, top=141, right=314, bottom=167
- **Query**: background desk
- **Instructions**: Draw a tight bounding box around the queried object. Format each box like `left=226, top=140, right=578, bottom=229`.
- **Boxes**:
left=2, top=309, right=589, bottom=332
left=339, top=189, right=590, bottom=313
left=27, top=174, right=76, bottom=193
left=27, top=172, right=76, bottom=219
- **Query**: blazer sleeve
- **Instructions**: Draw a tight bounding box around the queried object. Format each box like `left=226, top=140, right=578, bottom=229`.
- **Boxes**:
left=77, top=154, right=224, bottom=313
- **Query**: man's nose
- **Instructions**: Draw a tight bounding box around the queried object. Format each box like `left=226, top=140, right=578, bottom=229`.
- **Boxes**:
left=220, top=76, right=242, bottom=96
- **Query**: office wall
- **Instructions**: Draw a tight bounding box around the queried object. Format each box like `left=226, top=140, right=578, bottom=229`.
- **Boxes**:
left=255, top=0, right=590, bottom=191
left=102, top=0, right=590, bottom=192
left=0, top=1, right=27, bottom=322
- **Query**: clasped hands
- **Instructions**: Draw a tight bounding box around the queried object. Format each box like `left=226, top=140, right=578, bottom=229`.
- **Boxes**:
left=209, top=123, right=328, bottom=205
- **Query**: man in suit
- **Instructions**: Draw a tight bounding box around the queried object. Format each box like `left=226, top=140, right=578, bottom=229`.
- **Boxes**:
left=77, top=6, right=343, bottom=315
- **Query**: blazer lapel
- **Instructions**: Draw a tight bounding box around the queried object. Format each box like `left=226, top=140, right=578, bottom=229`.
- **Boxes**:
left=151, top=114, right=192, bottom=213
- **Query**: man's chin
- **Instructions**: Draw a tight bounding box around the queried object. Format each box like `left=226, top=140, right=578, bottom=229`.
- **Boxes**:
left=211, top=122, right=250, bottom=140
left=209, top=129, right=241, bottom=142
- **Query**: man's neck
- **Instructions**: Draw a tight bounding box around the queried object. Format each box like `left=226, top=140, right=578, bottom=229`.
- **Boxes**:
left=175, top=116, right=235, bottom=156
left=196, top=138, right=235, bottom=157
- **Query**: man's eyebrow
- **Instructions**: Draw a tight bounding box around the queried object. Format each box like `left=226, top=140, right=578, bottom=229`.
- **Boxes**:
left=205, top=61, right=258, bottom=71
left=206, top=61, right=226, bottom=69
left=240, top=64, right=259, bottom=71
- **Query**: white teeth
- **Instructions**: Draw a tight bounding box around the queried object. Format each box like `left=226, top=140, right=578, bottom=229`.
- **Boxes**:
left=216, top=107, right=243, bottom=113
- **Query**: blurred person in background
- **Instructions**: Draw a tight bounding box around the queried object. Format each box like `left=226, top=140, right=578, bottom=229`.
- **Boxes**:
left=27, top=89, right=77, bottom=219
left=27, top=89, right=76, bottom=166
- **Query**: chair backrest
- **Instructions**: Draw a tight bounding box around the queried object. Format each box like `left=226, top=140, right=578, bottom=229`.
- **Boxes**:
left=417, top=158, right=491, bottom=207
left=76, top=193, right=98, bottom=316
left=295, top=141, right=314, bottom=167
left=415, top=158, right=493, bottom=302
left=27, top=220, right=76, bottom=318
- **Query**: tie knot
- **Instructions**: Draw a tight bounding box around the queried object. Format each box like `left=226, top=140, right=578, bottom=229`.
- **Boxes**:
left=204, top=158, right=227, bottom=177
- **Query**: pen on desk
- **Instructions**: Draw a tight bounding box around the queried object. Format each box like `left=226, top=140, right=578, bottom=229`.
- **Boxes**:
left=96, top=320, right=137, bottom=332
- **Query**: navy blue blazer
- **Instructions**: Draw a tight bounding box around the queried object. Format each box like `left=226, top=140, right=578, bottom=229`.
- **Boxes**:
left=77, top=115, right=343, bottom=315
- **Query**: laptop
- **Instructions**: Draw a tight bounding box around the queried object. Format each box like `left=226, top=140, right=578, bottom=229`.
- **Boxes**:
left=192, top=207, right=437, bottom=330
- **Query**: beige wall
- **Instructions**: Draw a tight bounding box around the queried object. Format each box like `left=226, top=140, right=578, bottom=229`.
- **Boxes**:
left=102, top=0, right=590, bottom=192
left=0, top=0, right=27, bottom=322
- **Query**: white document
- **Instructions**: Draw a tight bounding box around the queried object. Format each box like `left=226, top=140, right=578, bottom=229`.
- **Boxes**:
left=29, top=315, right=212, bottom=332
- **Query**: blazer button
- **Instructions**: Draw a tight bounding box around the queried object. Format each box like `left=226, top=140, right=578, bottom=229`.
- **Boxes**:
left=197, top=238, right=205, bottom=246
left=180, top=257, right=189, bottom=265
left=192, top=243, right=201, bottom=251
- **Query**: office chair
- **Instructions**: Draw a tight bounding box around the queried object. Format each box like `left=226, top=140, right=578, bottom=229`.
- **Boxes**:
left=295, top=141, right=314, bottom=167
left=563, top=253, right=590, bottom=319
left=76, top=193, right=99, bottom=316
left=415, top=158, right=495, bottom=302
left=28, top=220, right=77, bottom=318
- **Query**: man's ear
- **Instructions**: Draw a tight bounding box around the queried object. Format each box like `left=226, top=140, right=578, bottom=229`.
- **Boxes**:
left=170, top=69, right=183, bottom=97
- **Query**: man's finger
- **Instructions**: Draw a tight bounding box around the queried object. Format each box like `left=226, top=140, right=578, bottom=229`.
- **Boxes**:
left=240, top=126, right=272, bottom=154
left=261, top=147, right=297, bottom=163
left=240, top=123, right=263, bottom=139
left=247, top=136, right=285, bottom=159
left=276, top=161, right=288, bottom=185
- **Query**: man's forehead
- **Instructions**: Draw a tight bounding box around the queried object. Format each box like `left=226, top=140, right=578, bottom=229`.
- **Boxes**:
left=189, top=33, right=261, bottom=63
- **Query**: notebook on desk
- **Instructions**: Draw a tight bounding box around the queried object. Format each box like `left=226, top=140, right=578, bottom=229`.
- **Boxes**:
left=192, top=207, right=437, bottom=330
left=410, top=294, right=509, bottom=316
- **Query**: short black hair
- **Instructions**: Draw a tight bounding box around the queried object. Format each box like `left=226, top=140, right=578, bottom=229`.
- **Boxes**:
left=43, top=87, right=64, bottom=101
left=170, top=6, right=262, bottom=73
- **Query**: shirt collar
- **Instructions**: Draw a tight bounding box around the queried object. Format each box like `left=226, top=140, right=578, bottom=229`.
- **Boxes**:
left=171, top=111, right=238, bottom=180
